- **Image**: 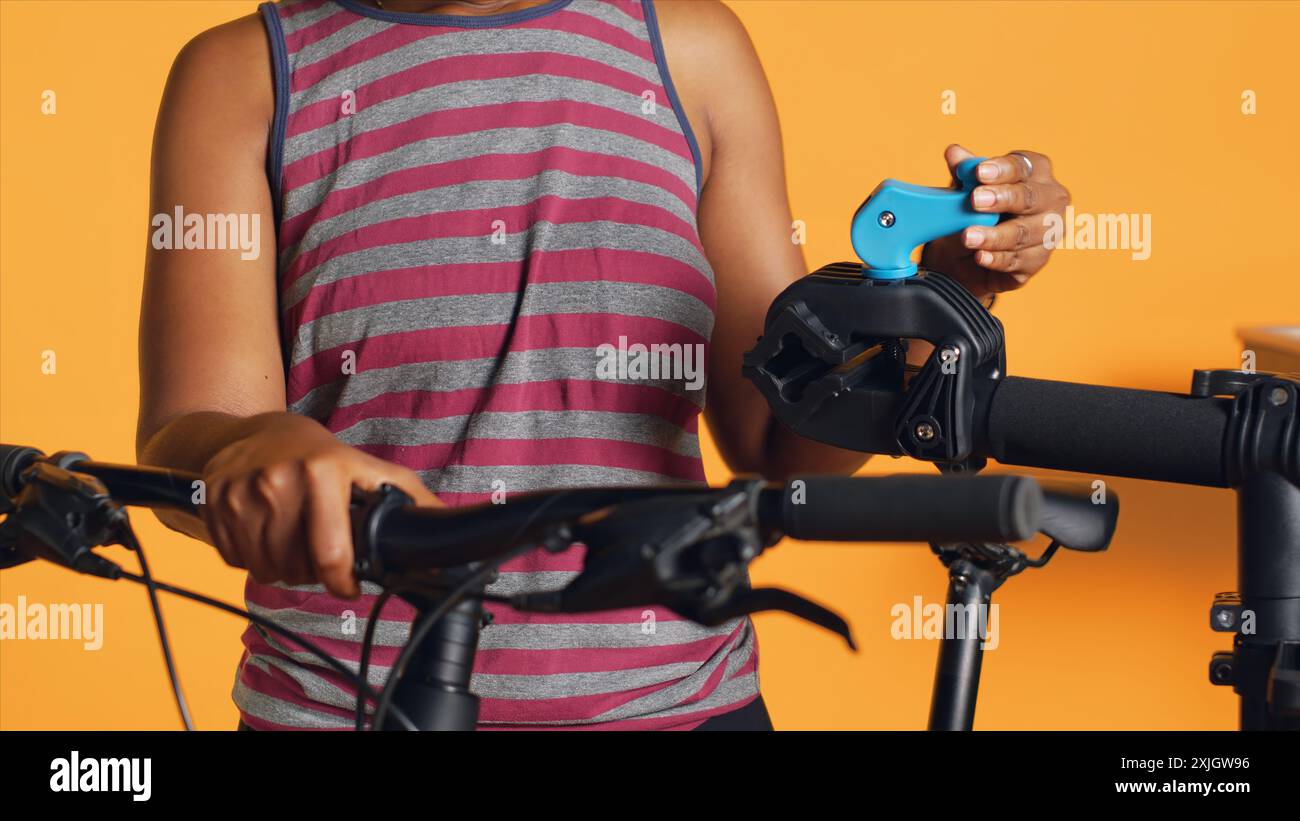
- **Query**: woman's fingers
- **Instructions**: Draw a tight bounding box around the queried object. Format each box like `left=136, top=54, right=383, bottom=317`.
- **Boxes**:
left=978, top=245, right=1051, bottom=280
left=303, top=458, right=360, bottom=598
left=252, top=463, right=314, bottom=585
left=971, top=151, right=1064, bottom=216
left=972, top=180, right=1051, bottom=214
left=199, top=476, right=242, bottom=570
left=198, top=418, right=439, bottom=596
left=388, top=470, right=442, bottom=508
left=964, top=218, right=1038, bottom=252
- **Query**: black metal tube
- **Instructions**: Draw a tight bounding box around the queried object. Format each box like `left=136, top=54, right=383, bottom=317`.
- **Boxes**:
left=927, top=560, right=998, bottom=731
left=373, top=486, right=716, bottom=570
left=385, top=587, right=485, bottom=731
left=1235, top=473, right=1300, bottom=730
left=60, top=460, right=200, bottom=512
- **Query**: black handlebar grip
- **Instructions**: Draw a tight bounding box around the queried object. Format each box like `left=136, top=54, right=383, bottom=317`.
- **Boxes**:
left=0, top=444, right=44, bottom=499
left=780, top=474, right=1042, bottom=543
left=985, top=377, right=1232, bottom=488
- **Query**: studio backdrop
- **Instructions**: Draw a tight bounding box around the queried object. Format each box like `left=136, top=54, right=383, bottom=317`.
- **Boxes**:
left=1, top=0, right=1297, bottom=729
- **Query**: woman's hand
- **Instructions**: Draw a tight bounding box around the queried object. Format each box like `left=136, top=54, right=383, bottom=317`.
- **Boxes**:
left=198, top=413, right=440, bottom=598
left=921, top=144, right=1071, bottom=300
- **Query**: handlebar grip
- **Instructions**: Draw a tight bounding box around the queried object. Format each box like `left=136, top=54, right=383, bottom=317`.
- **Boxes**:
left=986, top=377, right=1232, bottom=488
left=0, top=444, right=44, bottom=499
left=779, top=474, right=1042, bottom=543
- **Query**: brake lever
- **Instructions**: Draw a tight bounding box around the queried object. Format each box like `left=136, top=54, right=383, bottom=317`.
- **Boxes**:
left=676, top=587, right=857, bottom=651
left=508, top=483, right=857, bottom=651
left=0, top=461, right=126, bottom=579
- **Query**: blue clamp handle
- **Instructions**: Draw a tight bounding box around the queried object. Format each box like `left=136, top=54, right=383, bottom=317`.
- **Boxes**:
left=849, top=156, right=999, bottom=280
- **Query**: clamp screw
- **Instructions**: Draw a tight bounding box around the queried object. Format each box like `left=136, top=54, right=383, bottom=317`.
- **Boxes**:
left=1268, top=386, right=1289, bottom=406
left=877, top=211, right=895, bottom=228
left=914, top=421, right=936, bottom=442
left=1214, top=609, right=1235, bottom=630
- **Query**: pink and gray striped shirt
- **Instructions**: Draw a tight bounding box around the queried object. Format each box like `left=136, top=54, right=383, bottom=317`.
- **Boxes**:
left=235, top=0, right=760, bottom=729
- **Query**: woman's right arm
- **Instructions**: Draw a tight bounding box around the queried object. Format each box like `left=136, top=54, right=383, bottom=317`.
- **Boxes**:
left=137, top=15, right=437, bottom=598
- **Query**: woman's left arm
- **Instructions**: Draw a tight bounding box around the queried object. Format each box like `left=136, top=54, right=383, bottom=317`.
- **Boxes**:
left=656, top=1, right=865, bottom=479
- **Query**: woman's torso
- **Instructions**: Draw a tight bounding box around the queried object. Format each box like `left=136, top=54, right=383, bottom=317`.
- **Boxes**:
left=234, top=0, right=759, bottom=729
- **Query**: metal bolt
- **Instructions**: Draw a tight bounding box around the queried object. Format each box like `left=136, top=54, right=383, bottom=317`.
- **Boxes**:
left=1210, top=660, right=1233, bottom=685
left=1268, top=387, right=1289, bottom=406
left=915, top=421, right=936, bottom=442
left=878, top=211, right=895, bottom=228
left=1214, top=609, right=1235, bottom=629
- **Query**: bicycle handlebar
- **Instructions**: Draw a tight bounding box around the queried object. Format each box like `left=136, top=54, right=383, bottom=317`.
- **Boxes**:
left=1, top=446, right=1069, bottom=577
left=985, top=377, right=1234, bottom=488
left=361, top=474, right=1045, bottom=576
left=0, top=442, right=1116, bottom=730
left=778, top=474, right=1041, bottom=543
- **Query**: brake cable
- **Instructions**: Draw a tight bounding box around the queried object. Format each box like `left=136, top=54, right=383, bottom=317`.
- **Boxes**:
left=0, top=457, right=420, bottom=730
left=368, top=538, right=561, bottom=730
left=356, top=585, right=401, bottom=732
left=116, top=570, right=419, bottom=731
left=120, top=526, right=194, bottom=730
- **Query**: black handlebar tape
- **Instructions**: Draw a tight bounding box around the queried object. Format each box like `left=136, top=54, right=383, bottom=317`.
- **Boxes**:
left=779, top=474, right=1042, bottom=543
left=985, top=377, right=1232, bottom=488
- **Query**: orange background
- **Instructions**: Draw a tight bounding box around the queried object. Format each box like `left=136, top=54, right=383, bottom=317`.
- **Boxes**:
left=1, top=0, right=1297, bottom=729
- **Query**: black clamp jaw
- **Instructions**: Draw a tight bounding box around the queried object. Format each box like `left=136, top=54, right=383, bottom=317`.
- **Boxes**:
left=1190, top=368, right=1300, bottom=487
left=743, top=262, right=1005, bottom=473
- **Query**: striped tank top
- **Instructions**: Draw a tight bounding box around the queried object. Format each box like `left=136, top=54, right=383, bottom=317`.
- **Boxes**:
left=235, top=0, right=760, bottom=729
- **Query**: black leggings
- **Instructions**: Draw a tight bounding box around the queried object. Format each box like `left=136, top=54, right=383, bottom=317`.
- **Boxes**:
left=237, top=695, right=774, bottom=732
left=692, top=695, right=773, bottom=731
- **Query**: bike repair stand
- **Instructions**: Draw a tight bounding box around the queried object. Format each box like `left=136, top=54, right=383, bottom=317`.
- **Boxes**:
left=746, top=158, right=1155, bottom=729
left=1199, top=369, right=1300, bottom=730
left=749, top=159, right=1019, bottom=729
left=745, top=156, right=1300, bottom=729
